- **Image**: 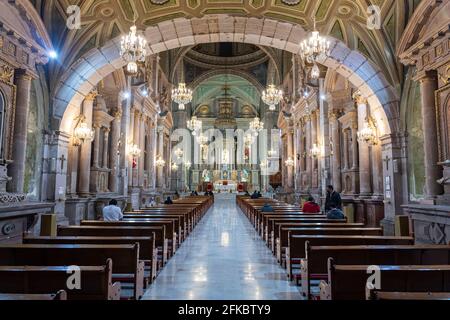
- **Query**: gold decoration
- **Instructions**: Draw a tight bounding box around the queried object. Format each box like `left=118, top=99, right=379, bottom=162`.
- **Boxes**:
left=0, top=65, right=14, bottom=83
left=438, top=65, right=450, bottom=85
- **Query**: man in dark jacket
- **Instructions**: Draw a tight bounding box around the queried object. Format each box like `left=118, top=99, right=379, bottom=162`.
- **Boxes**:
left=261, top=203, right=274, bottom=212
left=325, top=185, right=342, bottom=211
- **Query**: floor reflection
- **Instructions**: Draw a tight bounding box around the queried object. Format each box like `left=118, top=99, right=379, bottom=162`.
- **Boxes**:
left=143, top=194, right=302, bottom=300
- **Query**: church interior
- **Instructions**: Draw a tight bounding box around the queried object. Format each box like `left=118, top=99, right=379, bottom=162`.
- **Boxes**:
left=0, top=0, right=450, bottom=302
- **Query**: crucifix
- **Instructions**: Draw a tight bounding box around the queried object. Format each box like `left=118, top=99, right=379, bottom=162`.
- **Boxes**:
left=383, top=155, right=391, bottom=171
left=59, top=155, right=66, bottom=172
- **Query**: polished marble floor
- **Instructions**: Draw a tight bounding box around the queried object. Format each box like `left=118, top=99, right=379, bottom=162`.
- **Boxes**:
left=143, top=193, right=302, bottom=300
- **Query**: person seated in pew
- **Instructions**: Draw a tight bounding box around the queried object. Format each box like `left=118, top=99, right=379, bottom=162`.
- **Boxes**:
left=149, top=197, right=156, bottom=207
left=102, top=199, right=123, bottom=221
left=257, top=191, right=262, bottom=198
left=302, top=196, right=321, bottom=214
left=325, top=185, right=342, bottom=212
left=261, top=203, right=274, bottom=212
left=250, top=191, right=259, bottom=199
left=326, top=202, right=345, bottom=220
left=244, top=191, right=250, bottom=196
left=164, top=196, right=174, bottom=205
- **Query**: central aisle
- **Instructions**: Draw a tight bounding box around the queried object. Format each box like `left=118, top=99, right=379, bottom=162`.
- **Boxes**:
left=143, top=194, right=302, bottom=300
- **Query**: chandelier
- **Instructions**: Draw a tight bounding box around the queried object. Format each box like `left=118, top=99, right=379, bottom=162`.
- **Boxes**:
left=128, top=144, right=141, bottom=158
left=310, top=143, right=321, bottom=158
left=171, top=163, right=179, bottom=171
left=174, top=148, right=183, bottom=158
left=358, top=117, right=378, bottom=145
left=155, top=156, right=166, bottom=168
left=299, top=18, right=330, bottom=79
left=285, top=157, right=295, bottom=167
left=187, top=116, right=202, bottom=135
left=120, top=25, right=147, bottom=75
left=73, top=117, right=94, bottom=145
left=249, top=117, right=264, bottom=135
left=172, top=83, right=192, bottom=111
left=262, top=84, right=283, bottom=111
left=196, top=133, right=209, bottom=146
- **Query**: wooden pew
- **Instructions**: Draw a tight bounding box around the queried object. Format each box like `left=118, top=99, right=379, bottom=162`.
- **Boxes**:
left=133, top=207, right=196, bottom=233
left=0, top=244, right=144, bottom=299
left=368, top=290, right=450, bottom=300
left=286, top=235, right=414, bottom=281
left=58, top=225, right=168, bottom=265
left=262, top=214, right=327, bottom=240
left=301, top=244, right=450, bottom=299
left=24, top=236, right=158, bottom=283
left=272, top=222, right=364, bottom=254
left=320, top=259, right=450, bottom=300
left=81, top=220, right=177, bottom=257
left=0, top=259, right=120, bottom=300
left=0, top=290, right=67, bottom=300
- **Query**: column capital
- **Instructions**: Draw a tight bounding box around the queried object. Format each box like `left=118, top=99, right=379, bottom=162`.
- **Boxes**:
left=85, top=90, right=98, bottom=101
left=352, top=90, right=367, bottom=105
left=114, top=110, right=122, bottom=120
left=418, top=70, right=438, bottom=83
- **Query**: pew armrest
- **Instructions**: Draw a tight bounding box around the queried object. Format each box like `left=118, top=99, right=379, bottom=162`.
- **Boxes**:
left=110, top=282, right=121, bottom=300
left=134, top=261, right=145, bottom=300
left=319, top=280, right=331, bottom=300
left=300, top=259, right=309, bottom=298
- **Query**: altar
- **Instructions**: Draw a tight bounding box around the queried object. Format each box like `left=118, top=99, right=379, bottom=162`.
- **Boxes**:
left=214, top=180, right=237, bottom=193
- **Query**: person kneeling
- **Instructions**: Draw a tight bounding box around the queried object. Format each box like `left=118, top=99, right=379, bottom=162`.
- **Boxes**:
left=326, top=202, right=345, bottom=220
left=102, top=199, right=123, bottom=221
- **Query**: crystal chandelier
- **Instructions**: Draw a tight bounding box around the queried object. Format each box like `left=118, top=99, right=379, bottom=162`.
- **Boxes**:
left=196, top=133, right=209, bottom=146
left=358, top=117, right=378, bottom=145
left=299, top=18, right=330, bottom=79
left=285, top=157, right=295, bottom=167
left=174, top=148, right=183, bottom=158
left=128, top=144, right=141, bottom=158
left=120, top=25, right=147, bottom=75
left=73, top=117, right=94, bottom=145
left=172, top=83, right=192, bottom=111
left=249, top=117, right=264, bottom=135
left=187, top=116, right=202, bottom=135
left=155, top=156, right=166, bottom=168
left=262, top=84, right=283, bottom=111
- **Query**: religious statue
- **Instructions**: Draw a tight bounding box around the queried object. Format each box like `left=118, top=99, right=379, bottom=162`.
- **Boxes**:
left=241, top=169, right=249, bottom=182
left=202, top=169, right=210, bottom=182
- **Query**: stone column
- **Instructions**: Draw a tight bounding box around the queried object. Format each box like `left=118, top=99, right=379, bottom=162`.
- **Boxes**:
left=102, top=128, right=110, bottom=168
left=330, top=111, right=342, bottom=192
left=132, top=110, right=141, bottom=187
left=319, top=82, right=331, bottom=195
left=351, top=120, right=359, bottom=171
left=78, top=92, right=96, bottom=196
left=371, top=142, right=384, bottom=197
left=156, top=126, right=164, bottom=189
left=119, top=80, right=132, bottom=196
left=311, top=111, right=318, bottom=188
left=138, top=114, right=146, bottom=187
left=109, top=110, right=121, bottom=193
left=299, top=120, right=305, bottom=185
left=356, top=96, right=372, bottom=196
left=92, top=124, right=101, bottom=168
left=419, top=72, right=444, bottom=198
left=128, top=108, right=135, bottom=187
left=8, top=72, right=33, bottom=193
left=287, top=127, right=294, bottom=190
left=305, top=115, right=312, bottom=188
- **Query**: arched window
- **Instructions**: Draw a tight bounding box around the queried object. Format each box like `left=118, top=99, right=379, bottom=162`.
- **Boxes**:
left=0, top=91, right=6, bottom=160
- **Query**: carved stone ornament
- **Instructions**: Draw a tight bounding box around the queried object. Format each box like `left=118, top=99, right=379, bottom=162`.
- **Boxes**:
left=150, top=0, right=169, bottom=4
left=281, top=0, right=301, bottom=5
left=0, top=193, right=26, bottom=203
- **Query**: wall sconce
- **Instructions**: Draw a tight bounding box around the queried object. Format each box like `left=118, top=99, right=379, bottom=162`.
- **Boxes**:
left=285, top=157, right=294, bottom=167
left=73, top=116, right=94, bottom=146
left=156, top=156, right=166, bottom=168
left=171, top=163, right=179, bottom=171
left=310, top=143, right=321, bottom=158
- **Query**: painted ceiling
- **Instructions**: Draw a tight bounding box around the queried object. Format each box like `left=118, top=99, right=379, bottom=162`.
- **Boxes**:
left=32, top=0, right=423, bottom=89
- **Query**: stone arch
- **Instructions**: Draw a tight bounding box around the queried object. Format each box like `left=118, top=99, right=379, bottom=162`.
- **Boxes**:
left=54, top=14, right=398, bottom=136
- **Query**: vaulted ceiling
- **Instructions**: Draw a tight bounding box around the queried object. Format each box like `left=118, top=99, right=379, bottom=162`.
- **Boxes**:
left=32, top=0, right=423, bottom=90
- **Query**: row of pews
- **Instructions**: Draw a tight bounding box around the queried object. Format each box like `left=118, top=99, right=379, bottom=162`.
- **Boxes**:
left=237, top=196, right=450, bottom=300
left=0, top=196, right=213, bottom=300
